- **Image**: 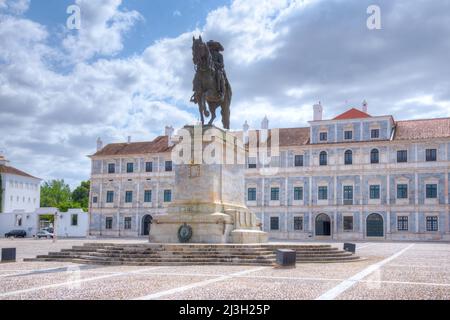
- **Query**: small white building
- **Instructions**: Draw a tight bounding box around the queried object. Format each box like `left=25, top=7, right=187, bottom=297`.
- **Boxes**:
left=0, top=154, right=41, bottom=213
left=0, top=208, right=89, bottom=238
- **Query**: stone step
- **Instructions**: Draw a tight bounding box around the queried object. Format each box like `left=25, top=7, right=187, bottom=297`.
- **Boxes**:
left=74, top=260, right=275, bottom=267
left=81, top=252, right=274, bottom=259
left=78, top=258, right=275, bottom=264
left=83, top=244, right=333, bottom=250
left=88, top=253, right=275, bottom=259
left=92, top=249, right=275, bottom=254
left=27, top=243, right=361, bottom=266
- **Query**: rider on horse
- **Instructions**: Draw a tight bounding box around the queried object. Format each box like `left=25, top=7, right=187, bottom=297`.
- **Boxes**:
left=207, top=40, right=226, bottom=102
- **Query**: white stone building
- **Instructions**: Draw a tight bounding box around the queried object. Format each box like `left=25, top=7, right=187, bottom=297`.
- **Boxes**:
left=88, top=104, right=450, bottom=241
left=0, top=154, right=89, bottom=238
left=0, top=208, right=89, bottom=238
left=0, top=154, right=41, bottom=214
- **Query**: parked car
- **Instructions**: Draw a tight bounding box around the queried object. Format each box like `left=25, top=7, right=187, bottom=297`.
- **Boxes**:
left=43, top=227, right=54, bottom=233
left=36, top=230, right=54, bottom=239
left=5, top=230, right=27, bottom=238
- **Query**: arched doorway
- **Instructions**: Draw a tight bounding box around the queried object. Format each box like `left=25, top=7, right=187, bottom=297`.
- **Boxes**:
left=315, top=213, right=331, bottom=236
left=366, top=213, right=384, bottom=237
left=142, top=215, right=153, bottom=236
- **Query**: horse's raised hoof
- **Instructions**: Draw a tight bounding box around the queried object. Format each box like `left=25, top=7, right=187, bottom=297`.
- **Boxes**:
left=204, top=110, right=210, bottom=117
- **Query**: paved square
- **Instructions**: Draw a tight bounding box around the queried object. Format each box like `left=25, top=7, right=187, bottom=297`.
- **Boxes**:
left=0, top=239, right=449, bottom=300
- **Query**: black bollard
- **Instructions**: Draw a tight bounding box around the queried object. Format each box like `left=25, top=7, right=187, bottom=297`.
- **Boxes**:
left=1, top=248, right=17, bottom=263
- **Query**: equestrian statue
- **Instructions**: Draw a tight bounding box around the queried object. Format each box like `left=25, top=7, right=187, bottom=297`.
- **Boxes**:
left=191, top=36, right=232, bottom=130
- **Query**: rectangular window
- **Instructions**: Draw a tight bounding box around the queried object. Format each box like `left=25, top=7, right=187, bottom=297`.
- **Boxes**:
left=426, top=149, right=437, bottom=162
left=397, top=150, right=408, bottom=163
left=344, top=151, right=353, bottom=165
left=294, top=187, right=303, bottom=201
left=343, top=216, right=354, bottom=231
left=319, top=152, right=327, bottom=166
left=318, top=186, right=328, bottom=200
left=144, top=190, right=152, bottom=203
left=106, top=191, right=114, bottom=203
left=126, top=162, right=134, bottom=173
left=247, top=188, right=256, bottom=201
left=270, top=217, right=279, bottom=231
left=124, top=217, right=132, bottom=230
left=370, top=185, right=380, bottom=199
left=108, top=163, right=115, bottom=174
left=397, top=184, right=408, bottom=199
left=319, top=132, right=328, bottom=142
left=371, top=149, right=380, bottom=164
left=270, top=187, right=280, bottom=201
left=165, top=161, right=173, bottom=172
left=164, top=190, right=172, bottom=202
left=426, top=184, right=438, bottom=199
left=294, top=155, right=304, bottom=167
left=294, top=217, right=303, bottom=231
left=125, top=191, right=133, bottom=203
left=105, top=217, right=113, bottom=230
left=371, top=129, right=380, bottom=139
left=343, top=186, right=353, bottom=205
left=71, top=214, right=78, bottom=226
left=426, top=216, right=438, bottom=232
left=145, top=162, right=153, bottom=172
left=93, top=196, right=98, bottom=204
left=344, top=130, right=353, bottom=140
left=397, top=216, right=409, bottom=231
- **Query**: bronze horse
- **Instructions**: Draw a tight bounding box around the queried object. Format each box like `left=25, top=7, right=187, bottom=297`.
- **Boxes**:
left=191, top=36, right=232, bottom=129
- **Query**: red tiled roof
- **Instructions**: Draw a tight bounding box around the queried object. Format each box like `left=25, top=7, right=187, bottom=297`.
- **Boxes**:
left=279, top=127, right=310, bottom=146
left=394, top=118, right=450, bottom=140
left=233, top=127, right=310, bottom=147
left=92, top=116, right=450, bottom=157
left=333, top=108, right=372, bottom=120
left=0, top=165, right=40, bottom=180
left=92, top=136, right=174, bottom=157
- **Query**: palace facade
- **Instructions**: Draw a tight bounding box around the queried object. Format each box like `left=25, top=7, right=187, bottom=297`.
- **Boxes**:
left=88, top=103, right=450, bottom=241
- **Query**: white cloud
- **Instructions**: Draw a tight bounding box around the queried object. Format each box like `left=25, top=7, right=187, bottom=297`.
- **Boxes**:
left=0, top=0, right=30, bottom=14
left=62, top=0, right=142, bottom=62
left=1, top=0, right=450, bottom=188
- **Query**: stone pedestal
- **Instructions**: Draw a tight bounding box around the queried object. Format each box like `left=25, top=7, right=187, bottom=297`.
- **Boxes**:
left=150, top=125, right=267, bottom=244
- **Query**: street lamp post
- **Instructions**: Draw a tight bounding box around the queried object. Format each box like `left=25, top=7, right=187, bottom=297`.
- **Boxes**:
left=53, top=211, right=58, bottom=243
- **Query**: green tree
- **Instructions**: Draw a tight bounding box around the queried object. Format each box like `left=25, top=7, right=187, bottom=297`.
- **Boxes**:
left=40, top=180, right=73, bottom=211
left=72, top=180, right=90, bottom=211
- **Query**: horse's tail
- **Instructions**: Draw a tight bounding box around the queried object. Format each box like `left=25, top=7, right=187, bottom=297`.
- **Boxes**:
left=221, top=79, right=232, bottom=129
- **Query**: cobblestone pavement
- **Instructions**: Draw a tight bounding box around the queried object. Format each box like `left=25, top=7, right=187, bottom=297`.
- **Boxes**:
left=0, top=239, right=449, bottom=300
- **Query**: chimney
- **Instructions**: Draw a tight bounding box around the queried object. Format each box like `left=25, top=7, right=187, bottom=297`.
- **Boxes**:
left=362, top=100, right=368, bottom=113
left=243, top=121, right=249, bottom=144
left=96, top=138, right=103, bottom=151
left=165, top=125, right=175, bottom=147
left=127, top=136, right=131, bottom=144
left=313, top=102, right=323, bottom=121
left=261, top=116, right=269, bottom=143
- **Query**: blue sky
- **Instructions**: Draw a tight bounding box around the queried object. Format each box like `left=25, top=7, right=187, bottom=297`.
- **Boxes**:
left=1, top=0, right=450, bottom=187
left=26, top=0, right=229, bottom=61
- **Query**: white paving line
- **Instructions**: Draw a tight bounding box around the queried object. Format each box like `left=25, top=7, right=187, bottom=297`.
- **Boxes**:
left=134, top=267, right=267, bottom=300
left=0, top=266, right=166, bottom=299
left=359, top=279, right=450, bottom=287
left=356, top=243, right=378, bottom=250
left=387, top=264, right=450, bottom=269
left=0, top=264, right=83, bottom=278
left=316, top=243, right=415, bottom=300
